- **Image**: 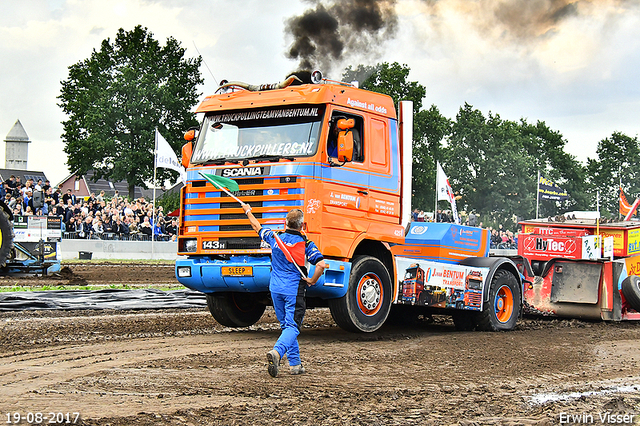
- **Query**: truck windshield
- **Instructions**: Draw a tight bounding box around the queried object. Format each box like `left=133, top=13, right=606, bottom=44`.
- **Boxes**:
left=404, top=269, right=417, bottom=280
left=191, top=106, right=324, bottom=164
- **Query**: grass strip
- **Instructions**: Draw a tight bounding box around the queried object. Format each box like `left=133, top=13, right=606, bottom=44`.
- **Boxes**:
left=0, top=284, right=187, bottom=292
left=62, top=259, right=175, bottom=265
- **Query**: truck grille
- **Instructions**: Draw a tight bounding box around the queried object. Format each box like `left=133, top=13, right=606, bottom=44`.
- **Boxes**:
left=220, top=213, right=263, bottom=220
left=219, top=237, right=263, bottom=250
left=180, top=174, right=304, bottom=254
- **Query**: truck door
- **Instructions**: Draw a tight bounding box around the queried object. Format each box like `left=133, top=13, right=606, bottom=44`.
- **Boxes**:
left=321, top=110, right=370, bottom=249
left=366, top=117, right=399, bottom=225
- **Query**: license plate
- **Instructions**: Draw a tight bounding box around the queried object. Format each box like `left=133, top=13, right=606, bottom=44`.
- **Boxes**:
left=221, top=266, right=253, bottom=276
left=203, top=240, right=226, bottom=250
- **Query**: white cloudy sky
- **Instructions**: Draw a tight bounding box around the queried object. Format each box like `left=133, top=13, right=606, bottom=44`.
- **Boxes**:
left=1, top=0, right=639, bottom=186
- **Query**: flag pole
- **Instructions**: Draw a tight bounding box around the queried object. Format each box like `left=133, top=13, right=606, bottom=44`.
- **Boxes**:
left=596, top=190, right=600, bottom=235
left=152, top=128, right=157, bottom=259
left=619, top=165, right=622, bottom=221
left=434, top=161, right=439, bottom=222
left=273, top=233, right=308, bottom=279
left=536, top=170, right=540, bottom=220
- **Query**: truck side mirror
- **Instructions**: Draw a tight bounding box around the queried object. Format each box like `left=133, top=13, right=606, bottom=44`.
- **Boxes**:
left=336, top=118, right=355, bottom=162
left=182, top=129, right=196, bottom=168
left=184, top=129, right=196, bottom=141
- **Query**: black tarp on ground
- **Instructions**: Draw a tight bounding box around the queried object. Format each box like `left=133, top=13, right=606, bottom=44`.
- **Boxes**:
left=0, top=289, right=207, bottom=311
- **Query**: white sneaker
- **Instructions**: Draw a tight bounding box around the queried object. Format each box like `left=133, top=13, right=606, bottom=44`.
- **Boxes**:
left=290, top=364, right=306, bottom=375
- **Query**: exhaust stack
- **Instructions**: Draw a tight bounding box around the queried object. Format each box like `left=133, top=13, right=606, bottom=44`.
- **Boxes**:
left=399, top=101, right=413, bottom=232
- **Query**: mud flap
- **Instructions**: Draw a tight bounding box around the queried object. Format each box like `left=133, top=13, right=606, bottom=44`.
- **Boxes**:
left=550, top=261, right=601, bottom=304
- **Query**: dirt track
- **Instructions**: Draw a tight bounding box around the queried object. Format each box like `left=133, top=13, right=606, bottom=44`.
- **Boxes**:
left=1, top=264, right=639, bottom=425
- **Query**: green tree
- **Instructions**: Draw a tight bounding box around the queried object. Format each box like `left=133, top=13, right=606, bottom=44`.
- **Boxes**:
left=343, top=62, right=425, bottom=111
left=587, top=132, right=640, bottom=217
left=445, top=104, right=535, bottom=229
left=58, top=26, right=202, bottom=198
left=519, top=120, right=588, bottom=218
left=445, top=104, right=588, bottom=228
left=156, top=190, right=181, bottom=215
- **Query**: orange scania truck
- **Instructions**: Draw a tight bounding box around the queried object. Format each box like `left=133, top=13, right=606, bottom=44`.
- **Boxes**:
left=174, top=71, right=522, bottom=332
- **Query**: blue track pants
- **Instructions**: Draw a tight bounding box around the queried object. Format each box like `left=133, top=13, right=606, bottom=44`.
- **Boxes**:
left=271, top=291, right=306, bottom=367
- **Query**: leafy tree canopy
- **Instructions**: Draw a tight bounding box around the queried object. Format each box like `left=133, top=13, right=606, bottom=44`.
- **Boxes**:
left=58, top=25, right=203, bottom=198
left=342, top=62, right=425, bottom=111
left=587, top=132, right=640, bottom=217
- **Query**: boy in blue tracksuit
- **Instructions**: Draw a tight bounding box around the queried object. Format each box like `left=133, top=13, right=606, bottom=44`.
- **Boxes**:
left=242, top=203, right=327, bottom=377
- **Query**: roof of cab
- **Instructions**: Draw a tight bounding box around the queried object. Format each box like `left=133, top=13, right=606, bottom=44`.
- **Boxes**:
left=196, top=83, right=397, bottom=120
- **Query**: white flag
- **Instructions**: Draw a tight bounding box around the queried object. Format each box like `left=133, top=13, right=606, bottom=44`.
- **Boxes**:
left=436, top=162, right=460, bottom=224
left=436, top=162, right=454, bottom=202
left=155, top=129, right=186, bottom=185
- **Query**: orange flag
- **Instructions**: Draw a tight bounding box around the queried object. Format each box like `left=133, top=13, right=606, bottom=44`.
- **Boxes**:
left=620, top=187, right=637, bottom=217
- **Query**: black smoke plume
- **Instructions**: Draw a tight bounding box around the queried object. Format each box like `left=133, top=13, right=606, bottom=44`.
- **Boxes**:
left=285, top=0, right=397, bottom=74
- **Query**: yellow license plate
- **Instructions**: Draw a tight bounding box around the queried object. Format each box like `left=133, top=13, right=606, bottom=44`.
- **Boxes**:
left=221, top=266, right=253, bottom=276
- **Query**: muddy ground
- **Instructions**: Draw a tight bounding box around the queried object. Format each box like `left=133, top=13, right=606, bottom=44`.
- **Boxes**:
left=1, top=263, right=639, bottom=425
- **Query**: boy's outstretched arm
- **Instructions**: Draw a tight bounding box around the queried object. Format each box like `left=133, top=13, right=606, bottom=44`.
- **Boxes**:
left=241, top=203, right=261, bottom=233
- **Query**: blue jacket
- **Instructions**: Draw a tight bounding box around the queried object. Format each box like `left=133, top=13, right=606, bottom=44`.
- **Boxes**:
left=258, top=228, right=323, bottom=296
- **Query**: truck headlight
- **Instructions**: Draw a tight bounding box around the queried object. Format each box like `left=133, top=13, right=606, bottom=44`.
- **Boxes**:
left=177, top=266, right=191, bottom=277
left=183, top=239, right=197, bottom=252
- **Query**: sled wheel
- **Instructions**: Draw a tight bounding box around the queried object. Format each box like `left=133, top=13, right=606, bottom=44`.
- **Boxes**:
left=206, top=292, right=266, bottom=327
left=0, top=211, right=13, bottom=267
left=476, top=269, right=520, bottom=331
left=329, top=256, right=392, bottom=333
left=621, top=276, right=640, bottom=312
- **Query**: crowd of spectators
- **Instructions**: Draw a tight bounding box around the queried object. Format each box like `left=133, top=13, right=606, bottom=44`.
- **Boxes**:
left=488, top=226, right=517, bottom=249
left=0, top=175, right=177, bottom=241
left=411, top=207, right=518, bottom=249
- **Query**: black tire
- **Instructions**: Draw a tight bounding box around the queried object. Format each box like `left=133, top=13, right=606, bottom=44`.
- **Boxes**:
left=475, top=269, right=521, bottom=331
left=621, top=276, right=640, bottom=312
left=0, top=211, right=13, bottom=267
left=206, top=292, right=266, bottom=327
left=329, top=256, right=392, bottom=333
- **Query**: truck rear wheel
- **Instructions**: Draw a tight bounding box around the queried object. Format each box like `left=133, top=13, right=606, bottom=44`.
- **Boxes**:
left=0, top=211, right=13, bottom=267
left=621, top=276, right=640, bottom=312
left=329, top=256, right=392, bottom=332
left=475, top=269, right=520, bottom=331
left=206, top=292, right=266, bottom=327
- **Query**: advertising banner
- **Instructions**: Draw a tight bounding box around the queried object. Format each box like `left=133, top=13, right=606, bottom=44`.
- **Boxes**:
left=13, top=216, right=62, bottom=242
left=538, top=175, right=569, bottom=201
left=395, top=257, right=488, bottom=311
left=518, top=234, right=582, bottom=260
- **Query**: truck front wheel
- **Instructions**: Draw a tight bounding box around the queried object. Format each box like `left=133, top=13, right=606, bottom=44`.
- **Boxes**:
left=329, top=256, right=392, bottom=332
left=475, top=269, right=521, bottom=331
left=206, top=292, right=266, bottom=327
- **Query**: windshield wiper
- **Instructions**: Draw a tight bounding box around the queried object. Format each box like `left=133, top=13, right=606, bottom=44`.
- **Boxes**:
left=207, top=157, right=242, bottom=165
left=209, top=157, right=228, bottom=165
